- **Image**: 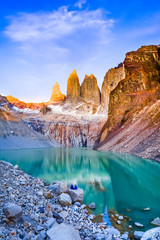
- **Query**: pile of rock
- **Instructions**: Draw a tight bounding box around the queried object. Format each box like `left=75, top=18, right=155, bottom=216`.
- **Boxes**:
left=0, top=160, right=160, bottom=240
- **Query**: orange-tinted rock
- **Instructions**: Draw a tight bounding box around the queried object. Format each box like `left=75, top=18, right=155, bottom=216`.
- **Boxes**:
left=100, top=64, right=125, bottom=114
left=80, top=74, right=101, bottom=106
left=97, top=45, right=160, bottom=158
left=67, top=70, right=80, bottom=99
left=50, top=82, right=65, bottom=103
left=6, top=95, right=27, bottom=109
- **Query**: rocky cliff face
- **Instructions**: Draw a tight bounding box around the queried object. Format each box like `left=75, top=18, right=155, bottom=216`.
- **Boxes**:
left=50, top=82, right=65, bottom=103
left=100, top=64, right=125, bottom=114
left=67, top=70, right=80, bottom=99
left=2, top=45, right=160, bottom=159
left=97, top=45, right=160, bottom=160
left=80, top=74, right=101, bottom=106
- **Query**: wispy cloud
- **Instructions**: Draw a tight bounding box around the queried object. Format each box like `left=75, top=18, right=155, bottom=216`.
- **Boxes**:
left=4, top=6, right=114, bottom=42
left=74, top=0, right=87, bottom=9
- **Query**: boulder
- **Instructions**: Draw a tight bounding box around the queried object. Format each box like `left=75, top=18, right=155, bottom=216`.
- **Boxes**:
left=151, top=217, right=160, bottom=226
left=88, top=202, right=96, bottom=209
left=134, top=231, right=144, bottom=240
left=135, top=222, right=144, bottom=228
left=141, top=227, right=160, bottom=240
left=50, top=82, right=65, bottom=103
left=47, top=223, right=81, bottom=240
left=106, top=227, right=120, bottom=236
left=49, top=181, right=67, bottom=195
left=67, top=70, right=80, bottom=99
left=67, top=188, right=84, bottom=203
left=59, top=193, right=72, bottom=206
left=80, top=74, right=101, bottom=106
left=3, top=203, right=22, bottom=221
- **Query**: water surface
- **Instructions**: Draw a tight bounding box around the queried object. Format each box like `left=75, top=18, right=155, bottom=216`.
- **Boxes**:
left=0, top=147, right=160, bottom=231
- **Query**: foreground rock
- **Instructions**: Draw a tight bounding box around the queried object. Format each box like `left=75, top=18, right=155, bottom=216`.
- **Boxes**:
left=47, top=223, right=81, bottom=240
left=141, top=227, right=160, bottom=240
left=0, top=161, right=124, bottom=240
left=134, top=231, right=144, bottom=239
left=67, top=188, right=84, bottom=203
left=3, top=203, right=22, bottom=221
left=151, top=218, right=160, bottom=226
left=59, top=193, right=72, bottom=206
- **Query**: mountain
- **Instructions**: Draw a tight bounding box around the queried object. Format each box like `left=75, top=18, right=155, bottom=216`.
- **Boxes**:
left=96, top=45, right=160, bottom=161
left=50, top=82, right=65, bottom=103
left=1, top=44, right=160, bottom=160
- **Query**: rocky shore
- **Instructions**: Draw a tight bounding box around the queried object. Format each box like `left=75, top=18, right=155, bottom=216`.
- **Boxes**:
left=0, top=160, right=160, bottom=240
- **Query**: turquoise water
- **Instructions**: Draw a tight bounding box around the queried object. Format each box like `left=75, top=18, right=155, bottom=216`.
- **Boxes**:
left=0, top=147, right=160, bottom=231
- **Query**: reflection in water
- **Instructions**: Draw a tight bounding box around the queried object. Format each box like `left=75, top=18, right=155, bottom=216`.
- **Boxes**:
left=0, top=147, right=160, bottom=230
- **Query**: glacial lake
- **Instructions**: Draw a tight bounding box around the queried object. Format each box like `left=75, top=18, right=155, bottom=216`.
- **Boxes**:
left=0, top=147, right=160, bottom=232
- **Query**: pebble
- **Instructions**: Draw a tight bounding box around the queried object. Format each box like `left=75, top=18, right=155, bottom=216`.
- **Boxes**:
left=135, top=222, right=144, bottom=227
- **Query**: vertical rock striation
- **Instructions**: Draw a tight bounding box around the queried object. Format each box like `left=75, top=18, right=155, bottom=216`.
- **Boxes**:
left=50, top=82, right=65, bottom=103
left=67, top=70, right=80, bottom=99
left=80, top=74, right=101, bottom=106
left=100, top=64, right=125, bottom=114
left=97, top=45, right=160, bottom=155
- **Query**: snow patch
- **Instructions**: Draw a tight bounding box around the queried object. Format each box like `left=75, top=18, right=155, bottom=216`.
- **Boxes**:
left=12, top=106, right=39, bottom=114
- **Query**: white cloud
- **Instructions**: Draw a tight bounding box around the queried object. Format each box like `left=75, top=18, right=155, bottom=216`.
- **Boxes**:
left=4, top=6, right=114, bottom=44
left=74, top=0, right=87, bottom=9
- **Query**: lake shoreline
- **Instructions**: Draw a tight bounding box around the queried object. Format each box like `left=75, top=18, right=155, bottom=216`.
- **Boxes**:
left=0, top=160, right=124, bottom=240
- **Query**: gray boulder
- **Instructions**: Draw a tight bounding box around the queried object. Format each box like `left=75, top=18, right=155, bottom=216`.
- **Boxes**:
left=59, top=193, right=72, bottom=206
left=134, top=231, right=144, bottom=240
left=106, top=227, right=120, bottom=236
left=141, top=227, right=160, bottom=240
left=47, top=223, right=81, bottom=240
left=88, top=202, right=96, bottom=209
left=4, top=202, right=22, bottom=221
left=151, top=218, right=160, bottom=226
left=49, top=181, right=67, bottom=195
left=67, top=188, right=84, bottom=203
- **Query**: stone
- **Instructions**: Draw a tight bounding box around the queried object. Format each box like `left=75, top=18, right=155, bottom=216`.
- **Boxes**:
left=67, top=188, right=84, bottom=203
left=49, top=181, right=67, bottom=195
left=3, top=203, right=22, bottom=221
left=106, top=227, right=120, bottom=236
left=47, top=223, right=81, bottom=240
left=74, top=202, right=81, bottom=207
left=43, top=191, right=53, bottom=199
left=141, top=227, right=160, bottom=240
left=52, top=211, right=61, bottom=220
left=151, top=217, right=160, bottom=226
left=118, top=216, right=123, bottom=220
left=46, top=218, right=56, bottom=229
left=59, top=210, right=68, bottom=219
left=50, top=82, right=65, bottom=103
left=80, top=74, right=101, bottom=106
left=142, top=207, right=150, bottom=211
left=121, top=233, right=128, bottom=240
left=117, top=220, right=121, bottom=225
left=88, top=202, right=96, bottom=209
left=135, top=222, right=144, bottom=228
left=134, top=231, right=144, bottom=240
left=67, top=70, right=80, bottom=99
left=59, top=193, right=72, bottom=206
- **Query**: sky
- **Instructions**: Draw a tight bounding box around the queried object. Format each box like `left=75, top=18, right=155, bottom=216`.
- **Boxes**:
left=0, top=0, right=160, bottom=102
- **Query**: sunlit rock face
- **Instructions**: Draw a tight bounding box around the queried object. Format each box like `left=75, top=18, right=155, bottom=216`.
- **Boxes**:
left=100, top=64, right=125, bottom=114
left=50, top=82, right=65, bottom=103
left=67, top=70, right=81, bottom=99
left=97, top=45, right=160, bottom=160
left=81, top=74, right=101, bottom=106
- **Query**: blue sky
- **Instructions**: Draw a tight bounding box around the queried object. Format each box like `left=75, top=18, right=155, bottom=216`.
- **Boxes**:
left=0, top=0, right=160, bottom=102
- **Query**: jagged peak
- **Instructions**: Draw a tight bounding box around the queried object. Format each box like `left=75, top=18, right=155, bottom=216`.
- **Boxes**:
left=70, top=69, right=78, bottom=76
left=7, top=95, right=23, bottom=103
